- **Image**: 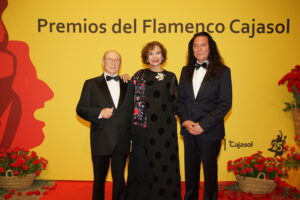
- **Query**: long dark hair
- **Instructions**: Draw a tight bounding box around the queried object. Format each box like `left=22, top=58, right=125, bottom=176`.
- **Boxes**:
left=186, top=32, right=224, bottom=81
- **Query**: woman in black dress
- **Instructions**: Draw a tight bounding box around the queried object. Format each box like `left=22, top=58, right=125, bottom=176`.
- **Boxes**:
left=126, top=41, right=181, bottom=200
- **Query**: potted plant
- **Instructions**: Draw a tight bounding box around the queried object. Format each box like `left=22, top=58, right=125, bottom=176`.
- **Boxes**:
left=283, top=141, right=300, bottom=169
left=278, top=64, right=300, bottom=136
left=282, top=137, right=300, bottom=190
left=0, top=147, right=48, bottom=189
left=227, top=151, right=288, bottom=194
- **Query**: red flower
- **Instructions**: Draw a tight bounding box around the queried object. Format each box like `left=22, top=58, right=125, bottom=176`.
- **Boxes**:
left=13, top=170, right=19, bottom=175
left=293, top=154, right=300, bottom=160
left=246, top=167, right=253, bottom=172
left=274, top=176, right=281, bottom=182
left=227, top=164, right=233, bottom=171
left=11, top=154, right=17, bottom=159
left=257, top=158, right=266, bottom=163
left=33, top=159, right=41, bottom=165
left=234, top=169, right=238, bottom=175
left=241, top=169, right=247, bottom=175
left=34, top=190, right=41, bottom=195
left=10, top=162, right=16, bottom=168
left=30, top=151, right=38, bottom=158
left=234, top=157, right=243, bottom=163
left=42, top=163, right=47, bottom=170
left=22, top=165, right=29, bottom=171
left=0, top=167, right=4, bottom=173
left=4, top=193, right=12, bottom=199
left=267, top=167, right=273, bottom=173
left=284, top=145, right=289, bottom=151
left=257, top=167, right=264, bottom=172
left=8, top=190, right=15, bottom=194
left=291, top=147, right=295, bottom=154
left=26, top=191, right=33, bottom=196
left=35, top=170, right=41, bottom=176
left=16, top=157, right=26, bottom=165
left=254, top=164, right=260, bottom=169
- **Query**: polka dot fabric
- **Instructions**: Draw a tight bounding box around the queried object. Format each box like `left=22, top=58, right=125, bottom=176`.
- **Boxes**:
left=127, top=69, right=181, bottom=200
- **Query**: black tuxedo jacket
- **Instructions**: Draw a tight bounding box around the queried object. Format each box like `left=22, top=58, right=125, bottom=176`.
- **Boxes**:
left=76, top=74, right=134, bottom=155
left=178, top=66, right=232, bottom=140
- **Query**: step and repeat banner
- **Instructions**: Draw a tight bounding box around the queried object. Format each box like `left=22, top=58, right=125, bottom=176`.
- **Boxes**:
left=1, top=0, right=300, bottom=181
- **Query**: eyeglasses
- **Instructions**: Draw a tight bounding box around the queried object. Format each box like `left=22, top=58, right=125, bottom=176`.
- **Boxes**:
left=104, top=58, right=121, bottom=64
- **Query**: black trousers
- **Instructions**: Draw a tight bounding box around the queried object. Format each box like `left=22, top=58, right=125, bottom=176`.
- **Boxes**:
left=183, top=133, right=221, bottom=200
left=92, top=152, right=127, bottom=200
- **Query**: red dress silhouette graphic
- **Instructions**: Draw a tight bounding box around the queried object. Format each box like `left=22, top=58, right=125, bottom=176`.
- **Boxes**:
left=0, top=0, right=54, bottom=149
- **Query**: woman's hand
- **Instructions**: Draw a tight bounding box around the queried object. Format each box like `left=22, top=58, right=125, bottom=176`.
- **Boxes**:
left=120, top=73, right=131, bottom=83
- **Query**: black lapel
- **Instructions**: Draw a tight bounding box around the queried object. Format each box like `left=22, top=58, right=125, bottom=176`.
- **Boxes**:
left=117, top=80, right=128, bottom=108
left=188, top=71, right=196, bottom=100
left=195, top=80, right=207, bottom=100
left=195, top=68, right=209, bottom=100
left=95, top=74, right=115, bottom=107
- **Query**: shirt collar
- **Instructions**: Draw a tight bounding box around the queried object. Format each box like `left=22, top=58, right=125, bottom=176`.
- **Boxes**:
left=196, top=60, right=209, bottom=65
left=104, top=72, right=118, bottom=77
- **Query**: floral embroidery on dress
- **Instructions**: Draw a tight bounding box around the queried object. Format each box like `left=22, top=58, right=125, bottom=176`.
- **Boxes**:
left=132, top=70, right=148, bottom=127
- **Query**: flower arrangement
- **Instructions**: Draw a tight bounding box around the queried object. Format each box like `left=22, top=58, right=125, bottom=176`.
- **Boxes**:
left=227, top=151, right=288, bottom=182
left=278, top=64, right=300, bottom=111
left=218, top=182, right=300, bottom=200
left=0, top=148, right=48, bottom=177
left=283, top=136, right=300, bottom=169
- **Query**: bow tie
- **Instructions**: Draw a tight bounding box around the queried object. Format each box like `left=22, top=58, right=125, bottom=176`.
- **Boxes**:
left=195, top=62, right=207, bottom=70
left=106, top=75, right=120, bottom=81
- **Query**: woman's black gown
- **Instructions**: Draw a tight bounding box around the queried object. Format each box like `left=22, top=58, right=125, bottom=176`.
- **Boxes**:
left=126, top=69, right=181, bottom=200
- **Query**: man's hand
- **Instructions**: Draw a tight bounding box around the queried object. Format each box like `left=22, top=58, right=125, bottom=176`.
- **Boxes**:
left=100, top=108, right=114, bottom=119
left=192, top=123, right=204, bottom=135
left=182, top=120, right=204, bottom=135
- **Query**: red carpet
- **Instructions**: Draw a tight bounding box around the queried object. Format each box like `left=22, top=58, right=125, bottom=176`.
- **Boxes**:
left=39, top=181, right=300, bottom=200
left=39, top=182, right=196, bottom=200
left=40, top=181, right=93, bottom=200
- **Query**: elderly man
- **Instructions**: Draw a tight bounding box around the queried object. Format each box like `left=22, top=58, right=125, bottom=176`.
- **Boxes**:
left=76, top=50, right=133, bottom=200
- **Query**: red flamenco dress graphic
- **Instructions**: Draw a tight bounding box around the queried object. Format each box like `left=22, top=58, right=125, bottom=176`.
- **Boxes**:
left=0, top=0, right=54, bottom=149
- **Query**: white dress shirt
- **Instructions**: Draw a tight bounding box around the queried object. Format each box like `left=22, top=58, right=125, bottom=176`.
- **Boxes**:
left=104, top=72, right=120, bottom=108
left=192, top=61, right=208, bottom=99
